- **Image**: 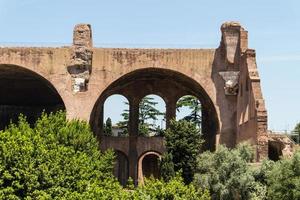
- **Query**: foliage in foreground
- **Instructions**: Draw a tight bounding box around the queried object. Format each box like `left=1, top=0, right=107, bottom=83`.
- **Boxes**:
left=0, top=112, right=128, bottom=199
left=5, top=111, right=300, bottom=199
left=133, top=175, right=210, bottom=200
left=0, top=112, right=209, bottom=200
left=263, top=151, right=300, bottom=200
left=193, top=143, right=266, bottom=200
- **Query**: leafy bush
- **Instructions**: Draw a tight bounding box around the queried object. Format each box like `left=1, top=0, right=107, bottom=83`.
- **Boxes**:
left=164, top=120, right=203, bottom=184
left=193, top=143, right=266, bottom=200
left=265, top=151, right=300, bottom=200
left=0, top=111, right=128, bottom=199
left=132, top=175, right=210, bottom=200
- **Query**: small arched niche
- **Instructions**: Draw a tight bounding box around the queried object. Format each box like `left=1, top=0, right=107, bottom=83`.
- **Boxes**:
left=138, top=94, right=166, bottom=137
left=103, top=94, right=129, bottom=137
left=176, top=95, right=202, bottom=131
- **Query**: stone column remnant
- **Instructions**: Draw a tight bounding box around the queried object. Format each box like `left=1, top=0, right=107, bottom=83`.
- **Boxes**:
left=221, top=21, right=242, bottom=65
left=68, top=24, right=93, bottom=93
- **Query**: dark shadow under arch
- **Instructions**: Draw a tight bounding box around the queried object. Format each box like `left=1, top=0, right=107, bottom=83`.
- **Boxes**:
left=142, top=154, right=160, bottom=178
left=0, top=64, right=65, bottom=129
left=113, top=150, right=129, bottom=186
left=268, top=141, right=283, bottom=161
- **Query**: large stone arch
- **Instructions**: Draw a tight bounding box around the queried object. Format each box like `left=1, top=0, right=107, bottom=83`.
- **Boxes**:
left=90, top=67, right=219, bottom=184
left=90, top=67, right=219, bottom=150
left=0, top=64, right=65, bottom=129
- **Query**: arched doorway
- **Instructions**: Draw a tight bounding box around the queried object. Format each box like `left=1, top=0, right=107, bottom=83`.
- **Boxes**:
left=0, top=64, right=65, bottom=130
left=113, top=151, right=129, bottom=186
left=138, top=151, right=161, bottom=184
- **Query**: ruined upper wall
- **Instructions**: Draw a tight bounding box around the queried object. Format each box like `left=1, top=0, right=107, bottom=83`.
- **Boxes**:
left=0, top=22, right=268, bottom=160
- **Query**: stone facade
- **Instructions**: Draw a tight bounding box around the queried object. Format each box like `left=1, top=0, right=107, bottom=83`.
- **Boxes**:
left=0, top=22, right=269, bottom=184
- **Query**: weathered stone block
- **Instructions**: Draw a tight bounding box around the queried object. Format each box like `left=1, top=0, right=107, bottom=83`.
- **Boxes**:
left=68, top=24, right=93, bottom=93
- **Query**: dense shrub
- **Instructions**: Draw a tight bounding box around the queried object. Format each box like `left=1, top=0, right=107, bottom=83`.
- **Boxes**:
left=160, top=152, right=175, bottom=182
left=193, top=143, right=266, bottom=200
left=164, top=120, right=203, bottom=184
left=132, top=175, right=210, bottom=200
left=0, top=111, right=129, bottom=199
left=265, top=151, right=300, bottom=200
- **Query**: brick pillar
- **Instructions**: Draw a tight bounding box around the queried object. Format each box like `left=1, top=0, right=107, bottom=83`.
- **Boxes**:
left=256, top=99, right=268, bottom=161
left=166, top=99, right=176, bottom=128
left=128, top=98, right=139, bottom=185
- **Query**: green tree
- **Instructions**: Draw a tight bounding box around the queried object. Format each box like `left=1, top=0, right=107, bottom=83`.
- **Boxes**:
left=292, top=122, right=300, bottom=143
left=118, top=97, right=165, bottom=136
left=294, top=123, right=300, bottom=134
left=164, top=120, right=203, bottom=184
left=104, top=117, right=112, bottom=136
left=160, top=152, right=175, bottom=182
left=0, top=111, right=129, bottom=199
left=193, top=143, right=266, bottom=200
left=138, top=96, right=164, bottom=136
left=176, top=95, right=202, bottom=128
left=116, top=101, right=129, bottom=136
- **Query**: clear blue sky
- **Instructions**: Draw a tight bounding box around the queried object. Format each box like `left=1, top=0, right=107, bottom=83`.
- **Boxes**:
left=0, top=0, right=299, bottom=131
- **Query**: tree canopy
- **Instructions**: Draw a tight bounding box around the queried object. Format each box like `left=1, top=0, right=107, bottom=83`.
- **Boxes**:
left=176, top=95, right=202, bottom=128
left=0, top=111, right=127, bottom=199
left=164, top=119, right=203, bottom=184
left=139, top=96, right=165, bottom=136
left=193, top=143, right=266, bottom=200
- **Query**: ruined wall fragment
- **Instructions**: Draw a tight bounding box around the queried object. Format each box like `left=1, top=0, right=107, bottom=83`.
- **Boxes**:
left=68, top=24, right=93, bottom=93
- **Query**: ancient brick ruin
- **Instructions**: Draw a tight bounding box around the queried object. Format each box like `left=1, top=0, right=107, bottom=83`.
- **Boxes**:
left=0, top=22, right=272, bottom=184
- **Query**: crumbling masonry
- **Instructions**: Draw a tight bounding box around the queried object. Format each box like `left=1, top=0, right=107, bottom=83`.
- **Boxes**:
left=0, top=22, right=271, bottom=184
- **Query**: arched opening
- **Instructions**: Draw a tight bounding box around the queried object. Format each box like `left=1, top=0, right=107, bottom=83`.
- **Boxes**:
left=139, top=94, right=166, bottom=136
left=103, top=94, right=129, bottom=136
left=142, top=154, right=160, bottom=178
left=176, top=95, right=202, bottom=130
left=138, top=151, right=161, bottom=183
left=113, top=151, right=129, bottom=186
left=90, top=68, right=219, bottom=150
left=268, top=141, right=282, bottom=161
left=0, top=64, right=65, bottom=130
